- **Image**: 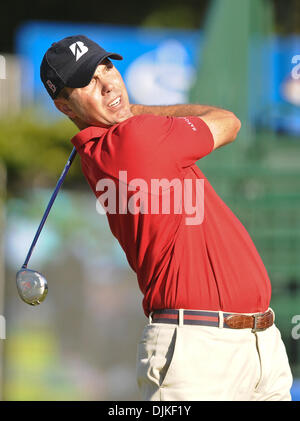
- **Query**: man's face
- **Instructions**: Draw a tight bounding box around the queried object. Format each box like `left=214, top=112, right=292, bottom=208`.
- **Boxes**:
left=61, top=59, right=133, bottom=127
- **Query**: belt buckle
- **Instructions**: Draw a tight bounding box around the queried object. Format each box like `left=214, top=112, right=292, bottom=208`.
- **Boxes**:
left=251, top=313, right=265, bottom=333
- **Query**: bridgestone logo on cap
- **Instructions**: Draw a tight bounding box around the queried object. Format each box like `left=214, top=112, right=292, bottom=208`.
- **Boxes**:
left=46, top=79, right=56, bottom=93
left=69, top=41, right=89, bottom=61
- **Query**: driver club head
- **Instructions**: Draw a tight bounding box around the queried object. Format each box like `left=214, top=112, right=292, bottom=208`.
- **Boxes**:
left=16, top=268, right=48, bottom=306
left=15, top=148, right=77, bottom=306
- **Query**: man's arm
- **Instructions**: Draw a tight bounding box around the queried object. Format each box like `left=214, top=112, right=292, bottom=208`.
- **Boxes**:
left=130, top=104, right=241, bottom=150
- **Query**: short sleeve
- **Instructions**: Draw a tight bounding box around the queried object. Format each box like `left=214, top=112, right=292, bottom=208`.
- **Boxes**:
left=101, top=114, right=214, bottom=181
left=164, top=115, right=214, bottom=167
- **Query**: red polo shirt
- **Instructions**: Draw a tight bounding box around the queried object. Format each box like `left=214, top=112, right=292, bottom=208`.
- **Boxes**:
left=71, top=114, right=271, bottom=317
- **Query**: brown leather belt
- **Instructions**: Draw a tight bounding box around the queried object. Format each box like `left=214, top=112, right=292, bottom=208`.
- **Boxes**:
left=151, top=309, right=274, bottom=332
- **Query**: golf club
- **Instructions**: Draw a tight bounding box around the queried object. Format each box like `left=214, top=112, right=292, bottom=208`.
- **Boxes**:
left=16, top=146, right=77, bottom=306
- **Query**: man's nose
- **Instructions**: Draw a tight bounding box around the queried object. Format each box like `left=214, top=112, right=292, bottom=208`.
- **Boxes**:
left=102, top=80, right=114, bottom=95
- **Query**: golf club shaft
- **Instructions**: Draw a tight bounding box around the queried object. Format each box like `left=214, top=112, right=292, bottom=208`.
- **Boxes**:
left=22, top=147, right=77, bottom=269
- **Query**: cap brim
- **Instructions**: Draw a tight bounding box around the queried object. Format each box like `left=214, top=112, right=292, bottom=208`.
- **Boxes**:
left=66, top=52, right=123, bottom=89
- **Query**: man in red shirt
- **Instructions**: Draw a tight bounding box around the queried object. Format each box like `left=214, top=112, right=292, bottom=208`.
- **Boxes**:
left=41, top=35, right=293, bottom=400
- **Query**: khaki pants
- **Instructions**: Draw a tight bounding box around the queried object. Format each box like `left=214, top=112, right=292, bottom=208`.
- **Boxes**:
left=136, top=314, right=293, bottom=401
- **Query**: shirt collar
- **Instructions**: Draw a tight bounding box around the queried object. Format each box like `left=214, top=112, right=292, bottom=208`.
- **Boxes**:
left=71, top=126, right=109, bottom=149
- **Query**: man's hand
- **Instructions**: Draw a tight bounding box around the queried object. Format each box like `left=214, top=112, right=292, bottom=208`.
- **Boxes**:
left=130, top=103, right=241, bottom=151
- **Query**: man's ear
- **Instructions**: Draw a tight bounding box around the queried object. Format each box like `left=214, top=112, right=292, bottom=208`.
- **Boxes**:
left=53, top=98, right=76, bottom=119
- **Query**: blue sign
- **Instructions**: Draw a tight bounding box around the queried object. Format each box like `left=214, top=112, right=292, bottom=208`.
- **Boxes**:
left=268, top=36, right=300, bottom=136
left=15, top=22, right=300, bottom=135
left=15, top=21, right=201, bottom=112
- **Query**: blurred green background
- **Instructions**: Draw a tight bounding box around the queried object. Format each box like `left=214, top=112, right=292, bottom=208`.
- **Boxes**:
left=0, top=0, right=299, bottom=401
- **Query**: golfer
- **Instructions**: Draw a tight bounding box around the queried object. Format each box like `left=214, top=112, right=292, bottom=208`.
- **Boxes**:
left=40, top=35, right=293, bottom=401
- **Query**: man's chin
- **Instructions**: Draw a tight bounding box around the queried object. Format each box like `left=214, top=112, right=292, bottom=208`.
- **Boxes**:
left=117, top=112, right=133, bottom=123
left=87, top=110, right=133, bottom=128
left=115, top=107, right=134, bottom=121
left=108, top=110, right=134, bottom=125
